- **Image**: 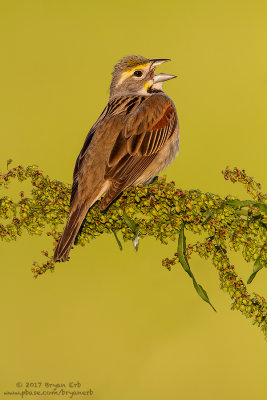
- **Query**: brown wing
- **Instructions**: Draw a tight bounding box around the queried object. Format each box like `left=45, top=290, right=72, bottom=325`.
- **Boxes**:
left=54, top=95, right=148, bottom=262
left=70, top=95, right=145, bottom=205
left=100, top=94, right=178, bottom=209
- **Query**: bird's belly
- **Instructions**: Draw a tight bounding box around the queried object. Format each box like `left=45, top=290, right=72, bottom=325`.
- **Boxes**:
left=134, top=132, right=180, bottom=185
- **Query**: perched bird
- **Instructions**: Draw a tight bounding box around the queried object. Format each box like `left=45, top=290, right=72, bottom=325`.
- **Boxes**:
left=53, top=55, right=179, bottom=262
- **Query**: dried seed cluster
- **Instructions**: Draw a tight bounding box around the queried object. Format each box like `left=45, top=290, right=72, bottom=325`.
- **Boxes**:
left=1, top=161, right=266, bottom=338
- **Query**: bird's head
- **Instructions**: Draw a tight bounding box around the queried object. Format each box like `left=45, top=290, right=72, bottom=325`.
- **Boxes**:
left=110, top=55, right=176, bottom=98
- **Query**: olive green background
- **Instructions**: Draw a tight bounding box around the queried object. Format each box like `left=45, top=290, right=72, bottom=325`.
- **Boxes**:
left=0, top=0, right=267, bottom=399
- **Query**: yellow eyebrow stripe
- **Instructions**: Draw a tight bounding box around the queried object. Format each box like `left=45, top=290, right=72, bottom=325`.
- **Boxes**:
left=117, top=63, right=149, bottom=86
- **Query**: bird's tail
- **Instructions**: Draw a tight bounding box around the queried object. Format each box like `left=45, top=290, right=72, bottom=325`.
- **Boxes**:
left=53, top=202, right=89, bottom=262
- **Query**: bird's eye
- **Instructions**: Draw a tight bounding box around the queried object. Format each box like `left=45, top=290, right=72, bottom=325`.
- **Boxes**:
left=133, top=70, right=143, bottom=77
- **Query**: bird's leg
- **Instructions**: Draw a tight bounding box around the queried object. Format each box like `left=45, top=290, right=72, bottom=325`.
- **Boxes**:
left=149, top=175, right=159, bottom=185
left=143, top=175, right=159, bottom=185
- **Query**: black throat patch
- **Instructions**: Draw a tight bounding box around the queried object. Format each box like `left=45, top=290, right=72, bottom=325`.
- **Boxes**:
left=147, top=87, right=163, bottom=94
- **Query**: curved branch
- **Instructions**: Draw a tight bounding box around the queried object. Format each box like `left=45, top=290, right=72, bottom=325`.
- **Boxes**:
left=0, top=160, right=266, bottom=338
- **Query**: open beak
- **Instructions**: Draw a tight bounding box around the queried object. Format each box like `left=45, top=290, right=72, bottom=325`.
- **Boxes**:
left=149, top=58, right=171, bottom=67
left=153, top=73, right=177, bottom=83
left=149, top=59, right=177, bottom=83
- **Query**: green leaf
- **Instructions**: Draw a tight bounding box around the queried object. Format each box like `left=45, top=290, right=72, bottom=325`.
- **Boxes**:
left=202, top=209, right=214, bottom=225
left=247, top=255, right=263, bottom=284
left=177, top=226, right=194, bottom=279
left=123, top=211, right=139, bottom=236
left=193, top=280, right=216, bottom=312
left=224, top=199, right=267, bottom=214
left=113, top=231, right=123, bottom=251
left=177, top=224, right=216, bottom=311
left=254, top=203, right=267, bottom=214
left=224, top=199, right=253, bottom=209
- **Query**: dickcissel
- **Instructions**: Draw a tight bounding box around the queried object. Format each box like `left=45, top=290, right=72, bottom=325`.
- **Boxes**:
left=53, top=55, right=179, bottom=261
